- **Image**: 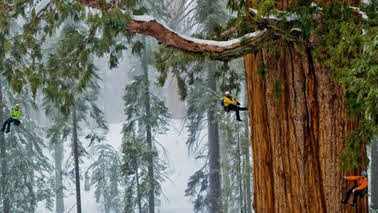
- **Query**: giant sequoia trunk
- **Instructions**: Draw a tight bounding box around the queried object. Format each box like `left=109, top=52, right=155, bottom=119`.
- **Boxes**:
left=371, top=137, right=378, bottom=210
left=244, top=43, right=368, bottom=212
left=243, top=86, right=253, bottom=213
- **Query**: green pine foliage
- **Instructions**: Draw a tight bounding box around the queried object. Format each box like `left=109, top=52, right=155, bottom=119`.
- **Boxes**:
left=227, top=0, right=250, bottom=12
left=184, top=61, right=250, bottom=213
left=157, top=1, right=253, bottom=212
left=196, top=0, right=229, bottom=31
left=273, top=79, right=284, bottom=100
left=122, top=134, right=157, bottom=212
left=40, top=20, right=109, bottom=213
left=184, top=84, right=219, bottom=211
left=219, top=112, right=252, bottom=213
left=185, top=166, right=209, bottom=212
left=0, top=83, right=54, bottom=212
left=121, top=44, right=169, bottom=212
left=4, top=122, right=54, bottom=212
left=185, top=77, right=216, bottom=153
left=257, top=0, right=277, bottom=17
left=86, top=143, right=124, bottom=213
left=0, top=0, right=136, bottom=109
left=155, top=46, right=204, bottom=100
left=122, top=74, right=169, bottom=136
left=217, top=61, right=244, bottom=94
left=257, top=61, right=265, bottom=79
left=184, top=60, right=247, bottom=213
left=314, top=2, right=377, bottom=169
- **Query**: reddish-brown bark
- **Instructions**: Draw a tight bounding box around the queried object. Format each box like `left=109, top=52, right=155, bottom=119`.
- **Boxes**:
left=245, top=0, right=368, bottom=209
left=124, top=20, right=265, bottom=55
left=245, top=44, right=368, bottom=213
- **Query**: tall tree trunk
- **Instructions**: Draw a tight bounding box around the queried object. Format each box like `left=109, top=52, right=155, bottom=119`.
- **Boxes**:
left=237, top=136, right=244, bottom=213
left=25, top=174, right=36, bottom=213
left=243, top=84, right=252, bottom=213
left=244, top=44, right=368, bottom=212
left=219, top=127, right=230, bottom=211
left=55, top=141, right=65, bottom=213
left=371, top=137, right=378, bottom=210
left=72, top=108, right=82, bottom=213
left=135, top=168, right=142, bottom=213
left=142, top=52, right=155, bottom=213
left=166, top=73, right=185, bottom=119
left=0, top=82, right=10, bottom=213
left=243, top=135, right=253, bottom=213
left=207, top=65, right=222, bottom=213
left=205, top=1, right=222, bottom=210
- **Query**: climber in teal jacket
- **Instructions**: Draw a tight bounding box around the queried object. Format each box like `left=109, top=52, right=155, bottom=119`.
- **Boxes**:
left=1, top=104, right=22, bottom=133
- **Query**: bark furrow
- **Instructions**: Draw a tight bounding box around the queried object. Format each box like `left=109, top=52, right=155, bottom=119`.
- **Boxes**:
left=244, top=43, right=368, bottom=213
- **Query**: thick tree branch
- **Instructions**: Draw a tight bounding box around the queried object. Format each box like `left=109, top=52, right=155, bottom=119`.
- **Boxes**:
left=76, top=0, right=366, bottom=60
left=76, top=0, right=267, bottom=60
left=127, top=16, right=266, bottom=57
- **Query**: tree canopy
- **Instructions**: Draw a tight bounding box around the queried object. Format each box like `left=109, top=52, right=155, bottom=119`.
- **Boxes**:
left=0, top=0, right=376, bottom=169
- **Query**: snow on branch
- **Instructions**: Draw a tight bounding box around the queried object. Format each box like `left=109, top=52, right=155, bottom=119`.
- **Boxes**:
left=76, top=0, right=367, bottom=60
left=132, top=15, right=266, bottom=48
left=249, top=3, right=368, bottom=21
left=127, top=15, right=267, bottom=59
left=349, top=6, right=369, bottom=19
left=76, top=0, right=267, bottom=59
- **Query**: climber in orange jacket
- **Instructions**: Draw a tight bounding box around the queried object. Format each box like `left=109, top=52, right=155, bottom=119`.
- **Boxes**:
left=341, top=171, right=368, bottom=207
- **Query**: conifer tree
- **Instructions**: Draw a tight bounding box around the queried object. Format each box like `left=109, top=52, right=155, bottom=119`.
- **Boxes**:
left=183, top=71, right=230, bottom=212
left=181, top=1, right=239, bottom=212
left=216, top=60, right=252, bottom=213
left=0, top=80, right=54, bottom=213
left=122, top=38, right=169, bottom=213
left=219, top=107, right=251, bottom=213
left=188, top=1, right=228, bottom=212
left=86, top=143, right=124, bottom=213
left=47, top=120, right=66, bottom=213
left=45, top=107, right=72, bottom=213
left=43, top=21, right=108, bottom=213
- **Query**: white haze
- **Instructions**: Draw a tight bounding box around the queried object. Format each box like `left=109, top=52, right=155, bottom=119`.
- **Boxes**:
left=33, top=54, right=202, bottom=212
left=37, top=121, right=201, bottom=213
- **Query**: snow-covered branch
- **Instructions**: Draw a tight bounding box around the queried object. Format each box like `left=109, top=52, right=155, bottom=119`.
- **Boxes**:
left=129, top=15, right=266, bottom=54
left=249, top=3, right=368, bottom=21
left=76, top=0, right=368, bottom=60
left=76, top=0, right=268, bottom=60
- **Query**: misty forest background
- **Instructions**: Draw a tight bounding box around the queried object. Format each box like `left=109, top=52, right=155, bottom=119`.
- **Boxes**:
left=0, top=0, right=377, bottom=213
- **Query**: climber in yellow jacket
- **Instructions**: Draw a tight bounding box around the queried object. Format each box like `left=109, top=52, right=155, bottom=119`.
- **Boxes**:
left=1, top=104, right=22, bottom=133
left=341, top=171, right=368, bottom=207
left=222, top=91, right=247, bottom=121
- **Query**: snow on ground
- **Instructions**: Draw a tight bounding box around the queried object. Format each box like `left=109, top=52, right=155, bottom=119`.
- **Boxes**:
left=157, top=120, right=203, bottom=213
left=39, top=119, right=200, bottom=213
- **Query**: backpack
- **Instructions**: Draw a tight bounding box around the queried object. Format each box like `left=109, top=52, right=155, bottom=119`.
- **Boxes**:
left=220, top=100, right=224, bottom=107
